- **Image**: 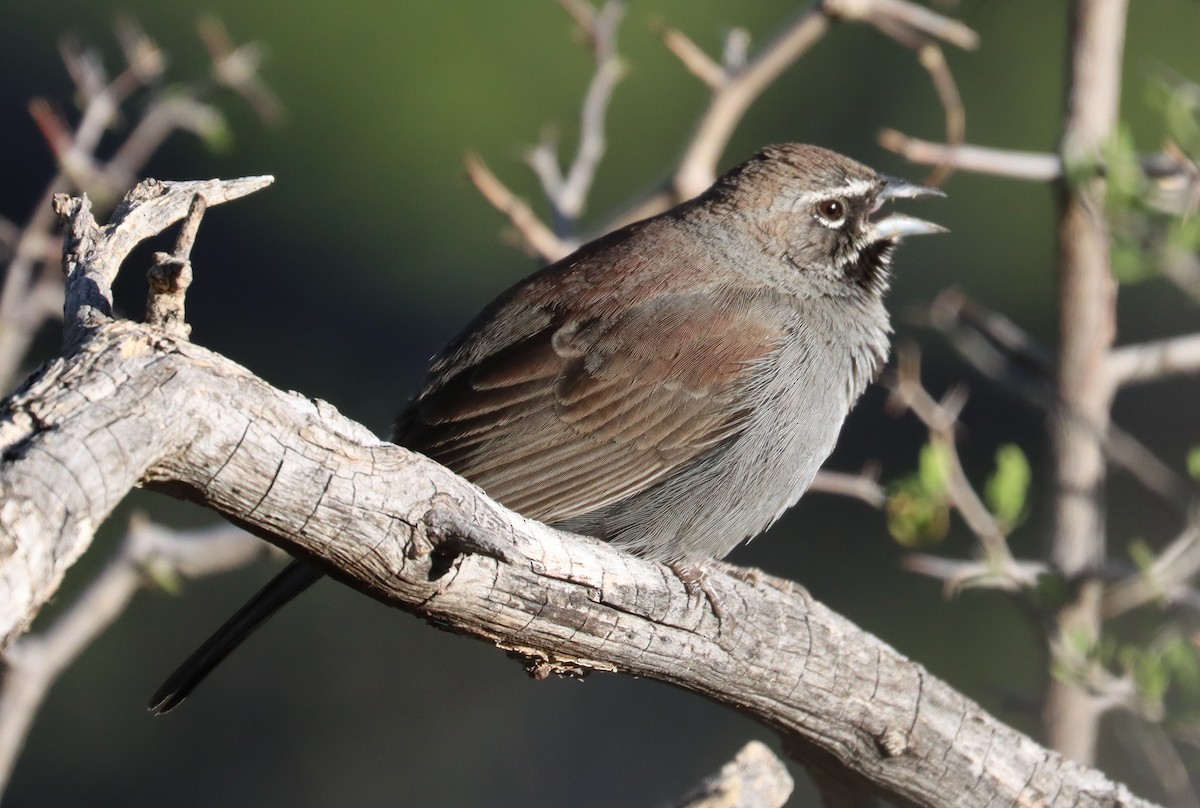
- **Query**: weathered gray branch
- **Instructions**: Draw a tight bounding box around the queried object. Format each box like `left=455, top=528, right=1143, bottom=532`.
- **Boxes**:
left=668, top=741, right=793, bottom=808
left=0, top=178, right=1158, bottom=807
left=0, top=519, right=261, bottom=793
left=1046, top=0, right=1128, bottom=765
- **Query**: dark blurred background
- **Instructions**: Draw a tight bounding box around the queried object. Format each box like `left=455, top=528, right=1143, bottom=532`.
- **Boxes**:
left=1, top=0, right=1198, bottom=805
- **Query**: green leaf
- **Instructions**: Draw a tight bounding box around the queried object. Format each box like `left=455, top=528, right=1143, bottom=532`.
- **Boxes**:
left=1110, top=238, right=1152, bottom=283
left=885, top=484, right=950, bottom=548
left=142, top=559, right=184, bottom=596
left=984, top=444, right=1031, bottom=530
left=1187, top=447, right=1200, bottom=482
left=885, top=443, right=958, bottom=548
left=1103, top=125, right=1144, bottom=212
left=917, top=442, right=951, bottom=497
left=1164, top=637, right=1200, bottom=701
left=1031, top=571, right=1069, bottom=611
left=1128, top=539, right=1156, bottom=572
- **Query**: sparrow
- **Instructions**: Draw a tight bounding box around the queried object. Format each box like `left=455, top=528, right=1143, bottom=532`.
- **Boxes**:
left=150, top=143, right=943, bottom=713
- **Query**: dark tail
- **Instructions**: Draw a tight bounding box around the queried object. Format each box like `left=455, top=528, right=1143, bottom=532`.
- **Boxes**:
left=149, top=560, right=324, bottom=714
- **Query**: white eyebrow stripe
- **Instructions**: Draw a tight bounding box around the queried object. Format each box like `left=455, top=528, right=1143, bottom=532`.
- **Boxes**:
left=791, top=179, right=877, bottom=207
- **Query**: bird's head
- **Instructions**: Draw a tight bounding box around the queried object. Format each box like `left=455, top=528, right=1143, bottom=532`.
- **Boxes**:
left=712, top=143, right=945, bottom=297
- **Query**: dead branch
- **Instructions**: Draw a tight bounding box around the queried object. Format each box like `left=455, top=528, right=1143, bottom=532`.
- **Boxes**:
left=470, top=1, right=979, bottom=259
left=1107, top=333, right=1200, bottom=387
left=1045, top=0, right=1129, bottom=765
left=0, top=17, right=278, bottom=395
left=667, top=741, right=793, bottom=808
left=527, top=0, right=626, bottom=237
left=881, top=133, right=1066, bottom=181
left=0, top=519, right=262, bottom=794
left=464, top=151, right=570, bottom=262
left=0, top=177, right=1157, bottom=808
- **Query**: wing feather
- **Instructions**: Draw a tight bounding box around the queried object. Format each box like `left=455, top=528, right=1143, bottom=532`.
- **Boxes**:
left=397, top=287, right=789, bottom=526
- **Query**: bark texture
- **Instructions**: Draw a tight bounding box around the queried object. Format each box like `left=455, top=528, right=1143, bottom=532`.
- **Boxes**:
left=0, top=317, right=1151, bottom=807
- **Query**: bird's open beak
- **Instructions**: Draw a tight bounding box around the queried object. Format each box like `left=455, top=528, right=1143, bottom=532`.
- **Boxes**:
left=870, top=175, right=947, bottom=240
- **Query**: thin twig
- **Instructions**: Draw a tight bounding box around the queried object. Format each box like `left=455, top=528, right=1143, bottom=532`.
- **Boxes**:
left=885, top=345, right=1016, bottom=570
left=198, top=16, right=285, bottom=126
left=0, top=16, right=279, bottom=394
left=880, top=132, right=1065, bottom=181
left=883, top=130, right=1198, bottom=187
left=1107, top=333, right=1200, bottom=387
left=866, top=27, right=964, bottom=186
left=809, top=469, right=887, bottom=509
left=667, top=740, right=793, bottom=808
left=464, top=151, right=571, bottom=262
left=145, top=193, right=207, bottom=339
left=0, top=518, right=264, bottom=794
left=526, top=1, right=626, bottom=238
left=926, top=289, right=1195, bottom=511
left=659, top=25, right=725, bottom=89
left=902, top=553, right=1047, bottom=595
left=672, top=5, right=833, bottom=199
left=824, top=0, right=979, bottom=50
left=1103, top=521, right=1200, bottom=618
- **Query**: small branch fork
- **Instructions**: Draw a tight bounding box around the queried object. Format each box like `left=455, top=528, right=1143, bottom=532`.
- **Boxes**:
left=145, top=193, right=207, bottom=340
left=0, top=519, right=263, bottom=794
left=883, top=345, right=1039, bottom=593
left=52, top=176, right=273, bottom=348
left=0, top=16, right=281, bottom=395
left=467, top=0, right=978, bottom=264
left=884, top=339, right=1200, bottom=618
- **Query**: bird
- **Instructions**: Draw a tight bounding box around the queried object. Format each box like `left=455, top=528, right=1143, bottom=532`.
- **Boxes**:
left=149, top=143, right=943, bottom=713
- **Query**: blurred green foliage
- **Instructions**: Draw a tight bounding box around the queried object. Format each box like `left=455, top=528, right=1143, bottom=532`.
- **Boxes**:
left=983, top=443, right=1031, bottom=532
left=887, top=442, right=952, bottom=547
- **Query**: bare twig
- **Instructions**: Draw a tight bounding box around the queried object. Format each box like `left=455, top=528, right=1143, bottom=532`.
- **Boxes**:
left=198, top=16, right=285, bottom=127
left=925, top=289, right=1195, bottom=512
left=667, top=741, right=793, bottom=808
left=527, top=0, right=625, bottom=236
left=479, top=0, right=626, bottom=256
left=902, top=553, right=1048, bottom=595
left=659, top=25, right=725, bottom=89
left=0, top=17, right=279, bottom=395
left=882, top=131, right=1199, bottom=188
left=145, top=193, right=206, bottom=339
left=809, top=469, right=887, bottom=509
left=0, top=518, right=263, bottom=794
left=1103, top=521, right=1200, bottom=618
left=671, top=5, right=833, bottom=199
left=825, top=0, right=979, bottom=50
left=53, top=175, right=273, bottom=349
left=1107, top=333, right=1200, bottom=387
left=885, top=345, right=1017, bottom=572
left=914, top=42, right=965, bottom=187
left=866, top=30, right=964, bottom=186
left=662, top=0, right=975, bottom=210
left=104, top=96, right=226, bottom=191
left=1116, top=713, right=1200, bottom=808
left=464, top=151, right=571, bottom=262
left=881, top=132, right=1066, bottom=181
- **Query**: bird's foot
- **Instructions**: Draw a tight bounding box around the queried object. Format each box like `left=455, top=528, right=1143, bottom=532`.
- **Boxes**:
left=667, top=561, right=732, bottom=630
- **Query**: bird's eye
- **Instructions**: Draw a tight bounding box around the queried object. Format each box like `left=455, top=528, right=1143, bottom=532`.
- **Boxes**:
left=815, top=198, right=846, bottom=224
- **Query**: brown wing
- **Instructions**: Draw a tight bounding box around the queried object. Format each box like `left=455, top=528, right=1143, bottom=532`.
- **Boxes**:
left=396, top=290, right=786, bottom=525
